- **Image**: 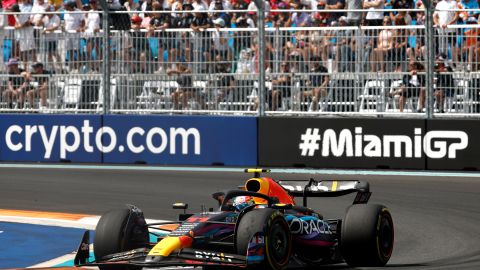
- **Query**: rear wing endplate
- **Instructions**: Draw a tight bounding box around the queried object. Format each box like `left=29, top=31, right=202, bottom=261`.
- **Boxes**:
left=278, top=179, right=371, bottom=207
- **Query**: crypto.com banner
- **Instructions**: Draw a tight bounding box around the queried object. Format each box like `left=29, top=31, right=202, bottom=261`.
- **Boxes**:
left=0, top=114, right=257, bottom=166
left=259, top=117, right=477, bottom=170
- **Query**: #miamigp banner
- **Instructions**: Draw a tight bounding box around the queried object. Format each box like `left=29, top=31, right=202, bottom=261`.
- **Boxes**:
left=259, top=117, right=475, bottom=170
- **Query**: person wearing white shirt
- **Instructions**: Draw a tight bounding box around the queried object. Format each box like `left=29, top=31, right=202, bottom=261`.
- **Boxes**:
left=84, top=0, right=101, bottom=71
left=192, top=0, right=208, bottom=11
left=64, top=0, right=85, bottom=72
left=30, top=0, right=48, bottom=26
left=363, top=0, right=384, bottom=26
left=40, top=6, right=62, bottom=73
left=14, top=0, right=37, bottom=69
left=434, top=0, right=459, bottom=64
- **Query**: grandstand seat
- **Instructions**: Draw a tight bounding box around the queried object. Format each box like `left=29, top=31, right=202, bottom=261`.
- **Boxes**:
left=62, top=78, right=82, bottom=110
left=138, top=80, right=178, bottom=110
left=96, top=78, right=115, bottom=111
left=359, top=80, right=386, bottom=112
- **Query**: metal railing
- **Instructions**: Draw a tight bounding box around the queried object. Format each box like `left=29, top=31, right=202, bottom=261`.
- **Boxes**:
left=1, top=8, right=480, bottom=117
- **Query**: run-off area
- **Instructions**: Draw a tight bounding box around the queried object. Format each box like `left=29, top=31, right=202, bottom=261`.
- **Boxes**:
left=0, top=222, right=86, bottom=268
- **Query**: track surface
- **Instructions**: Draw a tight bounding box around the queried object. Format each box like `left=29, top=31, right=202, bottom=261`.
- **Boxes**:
left=1, top=167, right=480, bottom=269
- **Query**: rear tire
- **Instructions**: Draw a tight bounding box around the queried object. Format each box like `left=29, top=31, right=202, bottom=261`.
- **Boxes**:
left=340, top=204, right=394, bottom=267
left=236, top=208, right=291, bottom=270
left=94, top=207, right=148, bottom=270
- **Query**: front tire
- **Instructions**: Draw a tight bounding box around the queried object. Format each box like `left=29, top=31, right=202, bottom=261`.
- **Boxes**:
left=236, top=208, right=291, bottom=270
left=340, top=204, right=394, bottom=267
left=94, top=207, right=148, bottom=270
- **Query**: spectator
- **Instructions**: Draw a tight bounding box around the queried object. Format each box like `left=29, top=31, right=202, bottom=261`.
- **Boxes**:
left=25, top=62, right=50, bottom=109
left=434, top=0, right=459, bottom=66
left=433, top=54, right=455, bottom=113
left=363, top=0, right=385, bottom=66
left=213, top=56, right=235, bottom=108
left=128, top=15, right=152, bottom=73
left=0, top=1, right=6, bottom=70
left=30, top=0, right=48, bottom=26
left=13, top=1, right=37, bottom=69
left=211, top=17, right=232, bottom=64
left=140, top=0, right=153, bottom=18
left=84, top=0, right=101, bottom=72
left=64, top=0, right=85, bottom=72
left=211, top=0, right=232, bottom=27
left=346, top=0, right=363, bottom=26
left=173, top=3, right=194, bottom=62
left=363, top=0, right=385, bottom=26
left=390, top=61, right=425, bottom=112
left=459, top=0, right=478, bottom=19
left=149, top=2, right=173, bottom=71
left=268, top=61, right=292, bottom=111
left=236, top=48, right=255, bottom=73
left=325, top=0, right=345, bottom=25
left=392, top=14, right=409, bottom=71
left=289, top=4, right=310, bottom=27
left=462, top=16, right=480, bottom=71
left=371, top=16, right=394, bottom=72
left=169, top=62, right=206, bottom=109
left=2, top=58, right=28, bottom=109
left=40, top=5, right=61, bottom=73
left=208, top=0, right=231, bottom=11
left=192, top=0, right=208, bottom=11
left=190, top=5, right=212, bottom=73
left=336, top=16, right=356, bottom=71
left=303, top=56, right=330, bottom=111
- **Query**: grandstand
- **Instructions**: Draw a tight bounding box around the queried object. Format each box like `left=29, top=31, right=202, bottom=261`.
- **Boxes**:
left=0, top=1, right=480, bottom=115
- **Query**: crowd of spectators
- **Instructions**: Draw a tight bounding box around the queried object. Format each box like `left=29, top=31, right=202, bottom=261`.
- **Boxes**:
left=0, top=0, right=478, bottom=111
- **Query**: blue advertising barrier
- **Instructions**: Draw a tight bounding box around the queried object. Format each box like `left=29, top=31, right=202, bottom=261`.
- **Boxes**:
left=0, top=115, right=257, bottom=166
left=0, top=114, right=102, bottom=163
left=102, top=115, right=257, bottom=165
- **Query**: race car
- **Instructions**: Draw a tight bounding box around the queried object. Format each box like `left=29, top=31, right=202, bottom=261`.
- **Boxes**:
left=74, top=169, right=394, bottom=269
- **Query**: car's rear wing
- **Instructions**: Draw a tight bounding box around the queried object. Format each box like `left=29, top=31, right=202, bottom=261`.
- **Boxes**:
left=278, top=179, right=371, bottom=207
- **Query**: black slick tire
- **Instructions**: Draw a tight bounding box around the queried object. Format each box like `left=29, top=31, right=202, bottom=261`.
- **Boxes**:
left=340, top=204, right=394, bottom=267
left=94, top=208, right=145, bottom=270
left=236, top=208, right=291, bottom=270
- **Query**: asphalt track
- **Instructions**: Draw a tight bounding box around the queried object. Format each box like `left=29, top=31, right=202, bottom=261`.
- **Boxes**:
left=1, top=167, right=480, bottom=269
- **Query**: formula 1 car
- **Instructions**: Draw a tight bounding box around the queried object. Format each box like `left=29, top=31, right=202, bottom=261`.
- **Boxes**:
left=74, top=169, right=394, bottom=269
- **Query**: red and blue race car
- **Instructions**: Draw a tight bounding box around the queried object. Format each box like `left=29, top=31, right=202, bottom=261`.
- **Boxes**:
left=74, top=169, right=394, bottom=269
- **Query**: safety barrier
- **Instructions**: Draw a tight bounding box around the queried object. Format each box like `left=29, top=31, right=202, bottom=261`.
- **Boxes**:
left=0, top=114, right=479, bottom=170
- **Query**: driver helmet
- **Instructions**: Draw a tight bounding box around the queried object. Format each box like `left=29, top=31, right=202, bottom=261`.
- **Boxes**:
left=232, top=196, right=255, bottom=210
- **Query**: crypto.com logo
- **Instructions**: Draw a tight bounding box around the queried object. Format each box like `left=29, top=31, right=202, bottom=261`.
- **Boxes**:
left=299, top=127, right=468, bottom=159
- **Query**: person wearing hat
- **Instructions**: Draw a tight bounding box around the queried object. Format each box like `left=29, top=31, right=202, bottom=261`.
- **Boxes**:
left=3, top=58, right=28, bottom=109
left=129, top=15, right=152, bottom=73
left=211, top=17, right=231, bottom=62
left=25, top=62, right=51, bottom=109
left=191, top=4, right=212, bottom=72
